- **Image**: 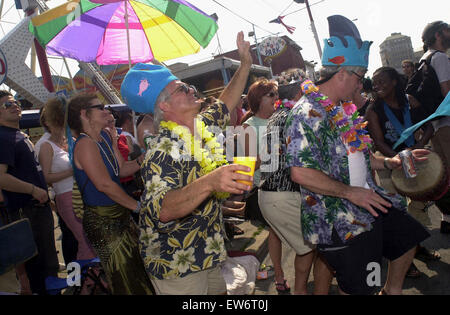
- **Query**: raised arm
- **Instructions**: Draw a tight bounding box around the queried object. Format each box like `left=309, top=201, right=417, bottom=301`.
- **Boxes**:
left=219, top=32, right=252, bottom=113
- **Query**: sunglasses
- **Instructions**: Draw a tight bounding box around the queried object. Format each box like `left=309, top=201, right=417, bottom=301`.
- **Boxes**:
left=170, top=84, right=198, bottom=97
left=265, top=91, right=279, bottom=98
left=89, top=104, right=106, bottom=111
left=350, top=71, right=365, bottom=83
left=1, top=100, right=21, bottom=109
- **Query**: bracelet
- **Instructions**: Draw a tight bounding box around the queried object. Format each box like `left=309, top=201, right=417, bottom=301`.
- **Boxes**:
left=30, top=184, right=35, bottom=195
left=384, top=157, right=391, bottom=170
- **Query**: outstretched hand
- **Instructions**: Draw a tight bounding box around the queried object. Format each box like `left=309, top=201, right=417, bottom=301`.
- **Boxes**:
left=236, top=31, right=252, bottom=67
left=389, top=149, right=430, bottom=169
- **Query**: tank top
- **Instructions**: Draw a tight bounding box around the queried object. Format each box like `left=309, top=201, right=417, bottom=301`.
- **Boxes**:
left=372, top=102, right=410, bottom=152
left=44, top=140, right=73, bottom=195
left=73, top=131, right=122, bottom=206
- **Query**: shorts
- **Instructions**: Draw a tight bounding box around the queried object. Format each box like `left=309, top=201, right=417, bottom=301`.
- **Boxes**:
left=150, top=265, right=227, bottom=295
left=258, top=190, right=314, bottom=255
left=317, top=207, right=430, bottom=295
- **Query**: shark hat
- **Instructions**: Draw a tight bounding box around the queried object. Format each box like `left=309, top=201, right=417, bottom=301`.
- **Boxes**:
left=121, top=63, right=179, bottom=114
left=321, top=15, right=373, bottom=68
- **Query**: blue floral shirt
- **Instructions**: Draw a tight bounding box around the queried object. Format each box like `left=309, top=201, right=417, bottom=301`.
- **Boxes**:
left=138, top=101, right=230, bottom=280
left=285, top=95, right=407, bottom=245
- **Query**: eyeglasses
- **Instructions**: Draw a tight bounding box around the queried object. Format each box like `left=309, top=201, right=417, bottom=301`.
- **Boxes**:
left=170, top=84, right=198, bottom=97
left=350, top=71, right=365, bottom=83
left=265, top=91, right=279, bottom=98
left=1, top=100, right=21, bottom=109
left=89, top=104, right=106, bottom=111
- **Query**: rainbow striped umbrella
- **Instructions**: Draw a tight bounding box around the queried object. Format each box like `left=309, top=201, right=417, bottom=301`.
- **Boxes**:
left=28, top=0, right=218, bottom=65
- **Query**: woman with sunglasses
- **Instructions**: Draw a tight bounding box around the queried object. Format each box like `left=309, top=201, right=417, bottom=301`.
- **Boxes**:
left=38, top=98, right=97, bottom=262
left=366, top=67, right=437, bottom=279
left=67, top=93, right=153, bottom=295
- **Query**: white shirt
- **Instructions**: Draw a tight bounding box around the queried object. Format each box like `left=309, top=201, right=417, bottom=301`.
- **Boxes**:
left=345, top=144, right=370, bottom=189
left=42, top=140, right=73, bottom=195
left=421, top=49, right=450, bottom=131
left=34, top=132, right=51, bottom=156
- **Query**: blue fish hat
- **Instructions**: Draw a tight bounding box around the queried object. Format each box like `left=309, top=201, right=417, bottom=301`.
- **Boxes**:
left=121, top=63, right=179, bottom=114
left=321, top=15, right=373, bottom=68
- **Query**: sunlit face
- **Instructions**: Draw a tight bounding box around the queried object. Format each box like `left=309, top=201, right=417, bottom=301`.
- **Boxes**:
left=0, top=95, right=21, bottom=123
left=166, top=80, right=202, bottom=115
left=85, top=98, right=109, bottom=128
left=259, top=88, right=278, bottom=114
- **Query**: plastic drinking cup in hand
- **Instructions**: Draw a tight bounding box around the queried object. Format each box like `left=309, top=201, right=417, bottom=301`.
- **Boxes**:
left=233, top=157, right=256, bottom=186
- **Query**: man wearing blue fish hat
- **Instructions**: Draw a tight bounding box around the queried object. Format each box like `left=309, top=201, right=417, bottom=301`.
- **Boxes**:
left=121, top=32, right=253, bottom=295
left=284, top=15, right=431, bottom=295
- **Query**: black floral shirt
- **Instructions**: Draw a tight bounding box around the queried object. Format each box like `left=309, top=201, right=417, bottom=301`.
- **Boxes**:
left=138, top=101, right=230, bottom=280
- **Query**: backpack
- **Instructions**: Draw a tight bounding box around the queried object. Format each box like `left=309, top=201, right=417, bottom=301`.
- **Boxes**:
left=405, top=50, right=444, bottom=119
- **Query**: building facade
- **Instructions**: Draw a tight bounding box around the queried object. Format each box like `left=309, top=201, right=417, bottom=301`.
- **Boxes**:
left=380, top=33, right=415, bottom=74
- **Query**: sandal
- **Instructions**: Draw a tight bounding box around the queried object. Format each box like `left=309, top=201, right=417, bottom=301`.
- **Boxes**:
left=415, top=246, right=441, bottom=262
left=275, top=279, right=291, bottom=294
left=406, top=263, right=421, bottom=279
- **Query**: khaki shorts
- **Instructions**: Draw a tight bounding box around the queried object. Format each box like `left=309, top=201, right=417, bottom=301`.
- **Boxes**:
left=258, top=190, right=314, bottom=255
left=151, top=265, right=227, bottom=295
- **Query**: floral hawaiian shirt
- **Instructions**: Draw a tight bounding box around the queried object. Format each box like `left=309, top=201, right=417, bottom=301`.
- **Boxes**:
left=139, top=101, right=230, bottom=280
left=285, top=95, right=407, bottom=246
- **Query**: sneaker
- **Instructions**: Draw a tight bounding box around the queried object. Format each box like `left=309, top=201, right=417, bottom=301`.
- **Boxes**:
left=440, top=221, right=450, bottom=234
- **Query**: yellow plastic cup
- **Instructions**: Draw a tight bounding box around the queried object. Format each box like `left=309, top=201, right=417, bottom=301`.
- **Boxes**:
left=233, top=157, right=256, bottom=187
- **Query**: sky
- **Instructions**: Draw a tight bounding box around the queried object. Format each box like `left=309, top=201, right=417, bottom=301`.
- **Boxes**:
left=0, top=0, right=449, bottom=93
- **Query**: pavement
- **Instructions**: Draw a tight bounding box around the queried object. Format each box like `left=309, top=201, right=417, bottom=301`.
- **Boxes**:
left=2, top=205, right=448, bottom=295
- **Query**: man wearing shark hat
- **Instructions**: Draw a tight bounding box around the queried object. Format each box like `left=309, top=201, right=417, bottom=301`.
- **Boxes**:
left=285, top=15, right=431, bottom=295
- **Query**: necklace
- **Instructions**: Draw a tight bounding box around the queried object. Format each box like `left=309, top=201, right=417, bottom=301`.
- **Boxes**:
left=160, top=120, right=229, bottom=199
left=301, top=80, right=372, bottom=153
left=80, top=133, right=119, bottom=176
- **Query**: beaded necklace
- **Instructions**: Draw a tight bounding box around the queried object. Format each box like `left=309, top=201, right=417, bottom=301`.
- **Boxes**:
left=301, top=80, right=372, bottom=153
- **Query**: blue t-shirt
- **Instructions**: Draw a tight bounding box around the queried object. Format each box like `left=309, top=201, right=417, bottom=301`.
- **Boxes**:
left=0, top=126, right=47, bottom=210
left=73, top=131, right=122, bottom=207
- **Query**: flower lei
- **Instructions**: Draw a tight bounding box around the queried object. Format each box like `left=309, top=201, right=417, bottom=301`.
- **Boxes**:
left=160, top=120, right=230, bottom=199
left=274, top=99, right=296, bottom=111
left=301, top=80, right=372, bottom=153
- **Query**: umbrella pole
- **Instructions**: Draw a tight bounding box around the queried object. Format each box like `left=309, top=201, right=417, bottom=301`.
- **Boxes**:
left=124, top=1, right=138, bottom=142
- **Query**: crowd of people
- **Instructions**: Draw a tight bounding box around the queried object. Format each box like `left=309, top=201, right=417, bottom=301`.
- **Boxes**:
left=0, top=17, right=449, bottom=295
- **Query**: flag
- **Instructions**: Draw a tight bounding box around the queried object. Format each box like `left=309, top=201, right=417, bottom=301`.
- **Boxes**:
left=270, top=16, right=296, bottom=34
